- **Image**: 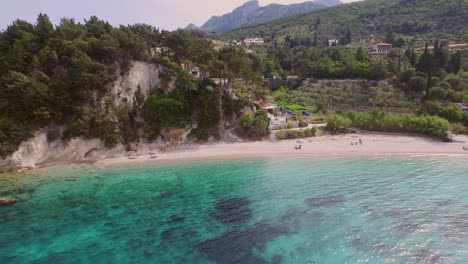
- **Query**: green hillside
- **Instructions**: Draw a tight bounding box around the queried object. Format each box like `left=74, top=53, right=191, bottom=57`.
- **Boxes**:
left=0, top=15, right=268, bottom=157
left=222, top=0, right=467, bottom=42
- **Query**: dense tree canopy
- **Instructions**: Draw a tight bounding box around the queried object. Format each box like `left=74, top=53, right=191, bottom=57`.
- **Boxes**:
left=0, top=14, right=263, bottom=157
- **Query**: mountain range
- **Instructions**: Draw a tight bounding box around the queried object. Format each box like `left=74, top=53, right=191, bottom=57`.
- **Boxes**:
left=188, top=0, right=342, bottom=33
left=222, top=0, right=467, bottom=42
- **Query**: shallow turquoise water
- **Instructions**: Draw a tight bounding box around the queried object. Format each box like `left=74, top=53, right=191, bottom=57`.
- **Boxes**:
left=1, top=156, right=468, bottom=263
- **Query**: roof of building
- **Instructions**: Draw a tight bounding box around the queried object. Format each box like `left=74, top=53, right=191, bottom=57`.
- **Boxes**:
left=448, top=43, right=468, bottom=48
left=376, top=42, right=393, bottom=46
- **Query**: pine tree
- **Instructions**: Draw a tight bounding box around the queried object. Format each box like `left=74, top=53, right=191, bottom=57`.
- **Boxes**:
left=35, top=13, right=54, bottom=44
left=355, top=47, right=367, bottom=62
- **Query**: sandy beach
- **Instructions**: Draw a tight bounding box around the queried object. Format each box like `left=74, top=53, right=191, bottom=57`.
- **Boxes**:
left=96, top=133, right=468, bottom=166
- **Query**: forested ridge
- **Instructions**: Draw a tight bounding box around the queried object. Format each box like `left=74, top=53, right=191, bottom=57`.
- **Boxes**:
left=223, top=0, right=467, bottom=42
left=0, top=15, right=268, bottom=157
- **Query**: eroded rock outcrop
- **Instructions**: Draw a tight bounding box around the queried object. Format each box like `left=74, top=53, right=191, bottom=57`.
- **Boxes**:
left=0, top=197, right=18, bottom=206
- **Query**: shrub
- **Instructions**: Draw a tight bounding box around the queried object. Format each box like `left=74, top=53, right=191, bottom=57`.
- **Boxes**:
left=251, top=110, right=270, bottom=137
left=143, top=95, right=186, bottom=129
left=325, top=115, right=352, bottom=132
left=236, top=110, right=271, bottom=140
left=276, top=127, right=317, bottom=140
left=451, top=123, right=466, bottom=135
left=417, top=101, right=440, bottom=116
left=188, top=128, right=211, bottom=141
left=238, top=114, right=253, bottom=129
left=439, top=81, right=452, bottom=90
left=446, top=89, right=462, bottom=102
left=439, top=104, right=464, bottom=123
left=429, top=87, right=447, bottom=100
left=399, top=69, right=415, bottom=83
left=63, top=119, right=86, bottom=139
left=416, top=71, right=428, bottom=79
left=104, top=133, right=120, bottom=148
left=315, top=102, right=328, bottom=114
left=223, top=93, right=242, bottom=116
left=342, top=110, right=451, bottom=140
left=463, top=113, right=468, bottom=127
left=47, top=130, right=60, bottom=142
left=446, top=77, right=461, bottom=91
left=430, top=77, right=440, bottom=86
left=435, top=69, right=447, bottom=80
left=408, top=76, right=426, bottom=92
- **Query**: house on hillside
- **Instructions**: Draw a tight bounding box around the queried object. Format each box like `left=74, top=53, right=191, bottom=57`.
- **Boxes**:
left=446, top=43, right=468, bottom=51
left=328, top=39, right=339, bottom=46
left=373, top=43, right=393, bottom=54
left=417, top=43, right=468, bottom=52
left=286, top=75, right=299, bottom=81
left=254, top=101, right=280, bottom=115
left=243, top=38, right=264, bottom=46
left=181, top=63, right=203, bottom=79
left=190, top=66, right=201, bottom=79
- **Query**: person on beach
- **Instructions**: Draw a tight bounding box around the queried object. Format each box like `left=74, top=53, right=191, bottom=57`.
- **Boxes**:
left=359, top=139, right=363, bottom=145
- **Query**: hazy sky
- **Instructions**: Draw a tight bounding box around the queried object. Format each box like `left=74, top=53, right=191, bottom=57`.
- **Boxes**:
left=1, top=0, right=362, bottom=31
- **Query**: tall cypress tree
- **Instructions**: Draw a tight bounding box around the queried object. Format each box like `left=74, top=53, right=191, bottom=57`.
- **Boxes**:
left=344, top=29, right=352, bottom=45
left=447, top=51, right=461, bottom=74
left=417, top=42, right=437, bottom=100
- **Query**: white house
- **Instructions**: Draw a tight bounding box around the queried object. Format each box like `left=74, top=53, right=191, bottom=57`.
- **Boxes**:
left=373, top=43, right=393, bottom=54
left=328, top=39, right=339, bottom=46
left=243, top=38, right=265, bottom=46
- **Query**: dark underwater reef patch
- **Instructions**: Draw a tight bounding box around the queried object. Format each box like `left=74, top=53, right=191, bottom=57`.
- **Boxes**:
left=212, top=197, right=252, bottom=225
left=198, top=221, right=291, bottom=264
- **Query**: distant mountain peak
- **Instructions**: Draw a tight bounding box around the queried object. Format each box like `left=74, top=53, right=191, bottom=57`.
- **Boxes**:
left=199, top=0, right=342, bottom=33
left=185, top=23, right=200, bottom=30
left=241, top=0, right=260, bottom=7
left=313, top=0, right=342, bottom=7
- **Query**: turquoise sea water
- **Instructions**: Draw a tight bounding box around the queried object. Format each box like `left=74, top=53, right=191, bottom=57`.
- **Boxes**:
left=1, top=156, right=468, bottom=263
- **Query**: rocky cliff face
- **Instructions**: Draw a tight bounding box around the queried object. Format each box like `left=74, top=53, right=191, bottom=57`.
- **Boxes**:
left=199, top=0, right=341, bottom=33
left=0, top=61, right=165, bottom=171
left=109, top=61, right=162, bottom=108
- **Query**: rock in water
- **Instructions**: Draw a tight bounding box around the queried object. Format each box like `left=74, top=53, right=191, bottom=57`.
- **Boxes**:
left=0, top=197, right=18, bottom=206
